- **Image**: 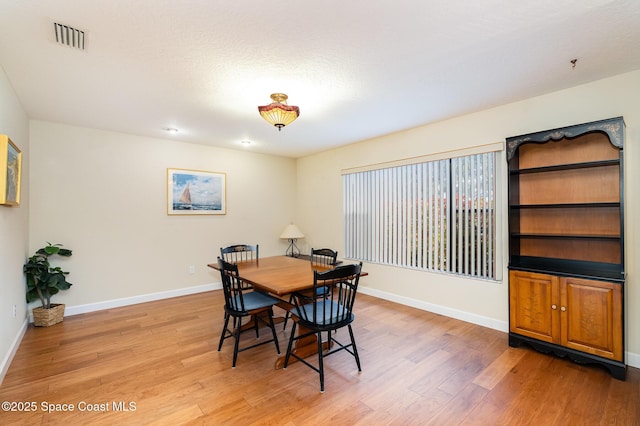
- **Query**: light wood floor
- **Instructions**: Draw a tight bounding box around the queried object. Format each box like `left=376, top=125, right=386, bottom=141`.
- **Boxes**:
left=1, top=290, right=638, bottom=425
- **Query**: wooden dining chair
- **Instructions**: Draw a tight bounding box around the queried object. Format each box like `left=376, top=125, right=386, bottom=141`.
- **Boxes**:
left=217, top=257, right=280, bottom=368
left=283, top=248, right=338, bottom=330
left=220, top=244, right=259, bottom=263
left=220, top=244, right=258, bottom=289
left=284, top=262, right=363, bottom=392
left=309, top=248, right=338, bottom=267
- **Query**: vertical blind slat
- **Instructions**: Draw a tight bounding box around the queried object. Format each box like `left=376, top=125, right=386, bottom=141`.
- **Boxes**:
left=443, top=160, right=449, bottom=272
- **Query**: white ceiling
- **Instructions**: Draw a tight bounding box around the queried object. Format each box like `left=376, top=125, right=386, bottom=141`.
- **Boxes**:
left=1, top=1, right=639, bottom=158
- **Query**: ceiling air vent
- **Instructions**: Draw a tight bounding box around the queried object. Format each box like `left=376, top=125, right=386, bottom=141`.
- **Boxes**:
left=53, top=22, right=85, bottom=50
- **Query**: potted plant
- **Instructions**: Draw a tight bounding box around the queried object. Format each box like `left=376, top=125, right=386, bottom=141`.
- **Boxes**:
left=23, top=242, right=73, bottom=326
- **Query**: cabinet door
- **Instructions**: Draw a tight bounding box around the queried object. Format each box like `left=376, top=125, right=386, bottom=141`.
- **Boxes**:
left=509, top=271, right=560, bottom=343
left=560, top=277, right=623, bottom=361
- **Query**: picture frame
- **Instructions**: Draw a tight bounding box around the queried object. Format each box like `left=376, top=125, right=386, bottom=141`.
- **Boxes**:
left=0, top=135, right=22, bottom=206
left=167, top=168, right=226, bottom=215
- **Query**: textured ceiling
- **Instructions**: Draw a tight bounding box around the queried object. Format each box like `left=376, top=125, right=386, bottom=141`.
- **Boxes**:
left=0, top=0, right=639, bottom=157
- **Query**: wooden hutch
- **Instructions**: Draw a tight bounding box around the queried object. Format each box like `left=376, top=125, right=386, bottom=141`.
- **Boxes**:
left=506, top=116, right=626, bottom=380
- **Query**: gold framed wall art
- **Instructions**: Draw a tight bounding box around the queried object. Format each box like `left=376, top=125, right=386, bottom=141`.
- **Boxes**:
left=0, top=135, right=22, bottom=206
left=167, top=168, right=226, bottom=215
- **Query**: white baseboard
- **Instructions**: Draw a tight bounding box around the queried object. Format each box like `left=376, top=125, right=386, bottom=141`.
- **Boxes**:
left=0, top=318, right=28, bottom=386
left=626, top=352, right=640, bottom=369
left=26, top=282, right=222, bottom=322
left=358, top=285, right=640, bottom=370
left=64, top=282, right=222, bottom=317
left=358, top=286, right=509, bottom=332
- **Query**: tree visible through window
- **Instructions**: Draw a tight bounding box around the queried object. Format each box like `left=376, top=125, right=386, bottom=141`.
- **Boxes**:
left=343, top=151, right=496, bottom=280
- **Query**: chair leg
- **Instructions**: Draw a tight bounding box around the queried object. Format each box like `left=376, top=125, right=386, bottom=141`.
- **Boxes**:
left=282, top=294, right=294, bottom=331
left=347, top=324, right=361, bottom=371
left=232, top=316, right=241, bottom=368
left=253, top=314, right=260, bottom=338
left=267, top=308, right=281, bottom=354
left=317, top=331, right=325, bottom=392
left=218, top=312, right=230, bottom=351
left=283, top=322, right=297, bottom=368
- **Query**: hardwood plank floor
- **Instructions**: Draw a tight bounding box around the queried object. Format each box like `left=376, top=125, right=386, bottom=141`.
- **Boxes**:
left=1, top=291, right=638, bottom=425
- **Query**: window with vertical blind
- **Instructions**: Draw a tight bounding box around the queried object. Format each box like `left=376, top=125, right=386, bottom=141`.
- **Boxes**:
left=343, top=150, right=498, bottom=280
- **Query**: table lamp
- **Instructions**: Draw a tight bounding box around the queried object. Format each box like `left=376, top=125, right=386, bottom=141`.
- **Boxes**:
left=280, top=223, right=304, bottom=257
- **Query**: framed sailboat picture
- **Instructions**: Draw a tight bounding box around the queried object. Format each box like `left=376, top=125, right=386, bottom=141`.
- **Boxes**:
left=167, top=168, right=226, bottom=215
left=0, top=135, right=22, bottom=206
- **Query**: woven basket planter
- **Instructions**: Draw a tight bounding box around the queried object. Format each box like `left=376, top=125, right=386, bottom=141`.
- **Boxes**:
left=32, top=303, right=65, bottom=327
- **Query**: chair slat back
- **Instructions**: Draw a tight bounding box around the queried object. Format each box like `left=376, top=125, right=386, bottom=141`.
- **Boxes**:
left=218, top=257, right=247, bottom=314
left=220, top=244, right=259, bottom=264
left=297, top=262, right=362, bottom=328
left=310, top=248, right=338, bottom=267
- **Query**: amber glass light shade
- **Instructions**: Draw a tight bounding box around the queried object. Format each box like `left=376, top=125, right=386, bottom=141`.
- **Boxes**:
left=258, top=93, right=300, bottom=131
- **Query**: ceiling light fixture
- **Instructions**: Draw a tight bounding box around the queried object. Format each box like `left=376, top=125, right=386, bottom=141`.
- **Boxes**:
left=258, top=93, right=300, bottom=131
left=164, top=127, right=179, bottom=134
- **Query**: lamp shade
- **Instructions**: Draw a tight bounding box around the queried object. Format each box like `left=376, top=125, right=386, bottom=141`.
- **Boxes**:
left=258, top=93, right=300, bottom=131
left=280, top=223, right=304, bottom=239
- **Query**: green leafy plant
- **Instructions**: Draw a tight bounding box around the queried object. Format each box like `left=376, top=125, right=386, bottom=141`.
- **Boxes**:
left=24, top=242, right=73, bottom=309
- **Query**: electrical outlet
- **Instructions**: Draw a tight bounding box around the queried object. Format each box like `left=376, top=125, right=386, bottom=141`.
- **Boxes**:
left=188, top=265, right=195, bottom=274
left=12, top=304, right=17, bottom=318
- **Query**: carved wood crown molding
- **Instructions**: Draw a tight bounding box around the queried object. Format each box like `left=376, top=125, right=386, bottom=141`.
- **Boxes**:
left=506, top=117, right=624, bottom=162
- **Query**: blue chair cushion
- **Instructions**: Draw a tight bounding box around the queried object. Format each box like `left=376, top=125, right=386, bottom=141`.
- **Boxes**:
left=295, top=285, right=330, bottom=300
left=293, top=301, right=353, bottom=325
left=314, top=285, right=331, bottom=296
left=235, top=291, right=279, bottom=311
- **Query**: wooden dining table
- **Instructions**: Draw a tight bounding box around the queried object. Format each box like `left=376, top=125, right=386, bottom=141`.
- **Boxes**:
left=208, top=255, right=363, bottom=369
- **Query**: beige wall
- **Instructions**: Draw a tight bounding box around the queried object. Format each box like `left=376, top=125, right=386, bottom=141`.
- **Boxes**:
left=0, top=66, right=30, bottom=382
left=296, top=70, right=640, bottom=365
left=28, top=122, right=297, bottom=309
